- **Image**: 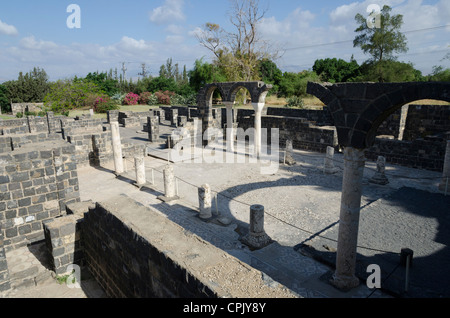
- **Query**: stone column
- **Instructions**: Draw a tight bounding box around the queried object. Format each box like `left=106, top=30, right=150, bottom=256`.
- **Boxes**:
left=252, top=102, right=265, bottom=158
left=283, top=139, right=296, bottom=165
left=332, top=147, right=366, bottom=290
left=46, top=111, right=55, bottom=134
left=324, top=146, right=338, bottom=174
left=89, top=109, right=94, bottom=117
left=134, top=156, right=146, bottom=187
left=224, top=102, right=235, bottom=152
left=158, top=165, right=178, bottom=202
left=147, top=116, right=159, bottom=143
left=369, top=156, right=389, bottom=185
left=242, top=205, right=272, bottom=249
left=439, top=140, right=450, bottom=192
left=110, top=122, right=124, bottom=175
left=198, top=184, right=212, bottom=220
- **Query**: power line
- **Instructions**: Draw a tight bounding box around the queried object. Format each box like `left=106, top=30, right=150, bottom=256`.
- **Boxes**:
left=282, top=24, right=450, bottom=52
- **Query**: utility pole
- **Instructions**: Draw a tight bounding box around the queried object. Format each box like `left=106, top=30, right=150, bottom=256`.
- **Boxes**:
left=121, top=62, right=127, bottom=82
left=139, top=63, right=148, bottom=78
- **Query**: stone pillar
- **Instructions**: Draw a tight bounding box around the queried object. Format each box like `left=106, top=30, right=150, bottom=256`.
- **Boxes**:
left=158, top=165, right=178, bottom=202
left=110, top=122, right=124, bottom=175
left=324, top=146, right=338, bottom=174
left=252, top=102, right=265, bottom=158
left=134, top=156, right=146, bottom=187
left=89, top=109, right=94, bottom=117
left=198, top=184, right=212, bottom=220
left=283, top=139, right=296, bottom=165
left=242, top=205, right=272, bottom=249
left=147, top=116, right=159, bottom=143
left=439, top=140, right=450, bottom=192
left=171, top=109, right=178, bottom=127
left=224, top=102, right=235, bottom=152
left=369, top=156, right=389, bottom=185
left=46, top=111, right=55, bottom=134
left=332, top=147, right=366, bottom=291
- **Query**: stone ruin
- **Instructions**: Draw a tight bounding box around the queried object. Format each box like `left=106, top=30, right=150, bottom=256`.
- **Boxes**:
left=1, top=80, right=450, bottom=297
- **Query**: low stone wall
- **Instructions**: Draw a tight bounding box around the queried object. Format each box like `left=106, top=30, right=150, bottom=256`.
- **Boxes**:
left=239, top=115, right=338, bottom=153
left=0, top=140, right=80, bottom=251
left=266, top=107, right=333, bottom=126
left=0, top=222, right=11, bottom=292
left=77, top=196, right=297, bottom=298
left=11, top=103, right=44, bottom=116
left=366, top=136, right=447, bottom=172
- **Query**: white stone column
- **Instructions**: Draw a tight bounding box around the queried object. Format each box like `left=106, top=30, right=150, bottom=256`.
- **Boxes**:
left=324, top=146, right=338, bottom=174
left=252, top=102, right=265, bottom=158
left=439, top=140, right=450, bottom=192
left=198, top=184, right=212, bottom=219
left=134, top=156, right=146, bottom=187
left=110, top=122, right=124, bottom=175
left=224, top=102, right=235, bottom=152
left=163, top=165, right=177, bottom=200
left=332, top=147, right=366, bottom=290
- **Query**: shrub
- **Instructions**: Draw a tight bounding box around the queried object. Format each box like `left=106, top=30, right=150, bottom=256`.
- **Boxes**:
left=111, top=93, right=126, bottom=104
left=139, top=92, right=152, bottom=105
left=286, top=96, right=304, bottom=108
left=93, top=96, right=119, bottom=113
left=123, top=92, right=140, bottom=105
left=16, top=112, right=23, bottom=118
left=154, top=90, right=175, bottom=105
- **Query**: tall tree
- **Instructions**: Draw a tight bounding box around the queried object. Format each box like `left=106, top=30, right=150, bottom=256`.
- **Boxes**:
left=354, top=5, right=408, bottom=82
left=196, top=0, right=277, bottom=82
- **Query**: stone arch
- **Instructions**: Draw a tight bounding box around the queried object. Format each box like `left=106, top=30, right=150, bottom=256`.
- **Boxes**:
left=362, top=82, right=450, bottom=147
left=308, top=81, right=450, bottom=149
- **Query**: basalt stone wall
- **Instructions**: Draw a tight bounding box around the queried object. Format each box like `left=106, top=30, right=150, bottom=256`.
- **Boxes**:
left=0, top=142, right=80, bottom=251
left=239, top=115, right=338, bottom=152
left=402, top=105, right=450, bottom=141
left=81, top=197, right=296, bottom=298
left=265, top=107, right=334, bottom=126
left=0, top=222, right=11, bottom=292
left=366, top=137, right=447, bottom=172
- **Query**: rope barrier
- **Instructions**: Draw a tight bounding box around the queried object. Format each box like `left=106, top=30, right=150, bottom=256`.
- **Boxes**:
left=120, top=154, right=401, bottom=255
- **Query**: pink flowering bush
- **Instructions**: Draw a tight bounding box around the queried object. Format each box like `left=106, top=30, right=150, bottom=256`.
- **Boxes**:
left=93, top=95, right=119, bottom=113
left=123, top=92, right=140, bottom=105
left=139, top=92, right=152, bottom=105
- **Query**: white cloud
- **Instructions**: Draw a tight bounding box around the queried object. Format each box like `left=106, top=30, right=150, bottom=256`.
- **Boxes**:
left=149, top=0, right=186, bottom=25
left=0, top=19, right=18, bottom=36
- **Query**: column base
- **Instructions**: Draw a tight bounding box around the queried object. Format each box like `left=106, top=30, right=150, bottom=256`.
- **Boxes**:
left=369, top=173, right=389, bottom=185
left=157, top=195, right=180, bottom=203
left=241, top=232, right=273, bottom=250
left=330, top=273, right=360, bottom=291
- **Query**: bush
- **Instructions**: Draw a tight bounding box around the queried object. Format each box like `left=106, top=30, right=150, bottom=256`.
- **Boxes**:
left=123, top=92, right=139, bottom=105
left=16, top=112, right=23, bottom=118
left=286, top=96, right=304, bottom=108
left=93, top=96, right=119, bottom=113
left=154, top=90, right=175, bottom=105
left=139, top=92, right=152, bottom=105
left=111, top=93, right=126, bottom=104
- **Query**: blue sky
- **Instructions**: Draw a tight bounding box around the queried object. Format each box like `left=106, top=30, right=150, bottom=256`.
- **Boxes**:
left=0, top=0, right=449, bottom=82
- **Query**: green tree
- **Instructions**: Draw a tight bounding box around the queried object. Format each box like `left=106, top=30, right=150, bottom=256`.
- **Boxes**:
left=357, top=60, right=423, bottom=82
left=278, top=70, right=320, bottom=98
left=44, top=80, right=103, bottom=115
left=188, top=58, right=227, bottom=92
left=0, top=84, right=10, bottom=113
left=428, top=66, right=450, bottom=82
left=81, top=72, right=119, bottom=96
left=354, top=5, right=408, bottom=82
left=3, top=67, right=50, bottom=103
left=259, top=59, right=283, bottom=94
left=312, top=57, right=361, bottom=83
